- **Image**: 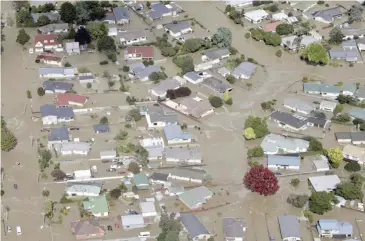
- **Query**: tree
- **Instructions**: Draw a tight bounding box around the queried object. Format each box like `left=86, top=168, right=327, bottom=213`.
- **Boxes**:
left=51, top=169, right=66, bottom=180
left=37, top=15, right=50, bottom=26
left=334, top=104, right=344, bottom=114
left=244, top=116, right=269, bottom=138
left=161, top=46, right=177, bottom=57
left=42, top=189, right=50, bottom=197
left=128, top=162, right=140, bottom=174
left=287, top=194, right=309, bottom=208
left=268, top=4, right=279, bottom=12
left=212, top=27, right=232, bottom=48
left=247, top=146, right=264, bottom=158
left=329, top=27, right=343, bottom=44
left=250, top=28, right=265, bottom=41
left=75, top=26, right=91, bottom=46
left=60, top=2, right=77, bottom=23
left=97, top=36, right=116, bottom=54
left=122, top=66, right=130, bottom=72
left=309, top=191, right=333, bottom=214
left=276, top=24, right=294, bottom=35
left=166, top=87, right=191, bottom=99
left=1, top=128, right=17, bottom=152
left=244, top=127, right=256, bottom=140
left=16, top=7, right=34, bottom=27
left=86, top=83, right=92, bottom=89
left=335, top=182, right=364, bottom=200
left=149, top=72, right=167, bottom=83
left=348, top=5, right=363, bottom=23
left=263, top=32, right=281, bottom=46
left=344, top=162, right=361, bottom=172
left=327, top=148, right=343, bottom=168
left=37, top=87, right=45, bottom=96
left=275, top=49, right=282, bottom=57
left=308, top=137, right=323, bottom=151
left=301, top=43, right=329, bottom=65
left=110, top=188, right=122, bottom=199
left=135, top=145, right=149, bottom=166
left=128, top=109, right=142, bottom=122
left=226, top=75, right=236, bottom=84
left=87, top=21, right=108, bottom=40
left=209, top=96, right=223, bottom=108
left=115, top=130, right=128, bottom=140
left=350, top=173, right=364, bottom=186
left=67, top=27, right=76, bottom=40
left=243, top=165, right=279, bottom=196
left=16, top=29, right=30, bottom=45
left=182, top=38, right=203, bottom=53
left=172, top=55, right=194, bottom=74
left=290, top=178, right=300, bottom=187
left=99, top=116, right=108, bottom=124
left=146, top=1, right=151, bottom=8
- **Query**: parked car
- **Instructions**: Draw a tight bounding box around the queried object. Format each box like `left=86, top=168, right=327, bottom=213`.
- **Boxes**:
left=40, top=128, right=50, bottom=132
left=14, top=184, right=18, bottom=189
left=275, top=172, right=282, bottom=176
left=16, top=226, right=22, bottom=236
left=107, top=225, right=113, bottom=231
left=7, top=226, right=11, bottom=232
left=102, top=160, right=110, bottom=163
left=69, top=127, right=80, bottom=131
left=106, top=168, right=116, bottom=172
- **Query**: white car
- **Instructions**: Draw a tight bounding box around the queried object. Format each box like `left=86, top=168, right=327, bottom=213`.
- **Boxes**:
left=7, top=226, right=11, bottom=232
left=16, top=226, right=22, bottom=236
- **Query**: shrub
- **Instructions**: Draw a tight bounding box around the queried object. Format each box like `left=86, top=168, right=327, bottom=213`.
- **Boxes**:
left=344, top=162, right=361, bottom=172
left=100, top=60, right=109, bottom=65
left=166, top=87, right=192, bottom=99
left=290, top=178, right=300, bottom=187
left=86, top=83, right=92, bottom=89
left=122, top=66, right=130, bottom=72
left=287, top=194, right=309, bottom=208
left=209, top=96, right=223, bottom=108
left=247, top=146, right=264, bottom=158
left=275, top=49, right=282, bottom=57
left=245, top=33, right=251, bottom=39
left=64, top=62, right=71, bottom=67
left=226, top=75, right=236, bottom=84
left=225, top=97, right=233, bottom=105
left=37, top=87, right=45, bottom=96
left=128, top=162, right=140, bottom=174
left=99, top=116, right=108, bottom=124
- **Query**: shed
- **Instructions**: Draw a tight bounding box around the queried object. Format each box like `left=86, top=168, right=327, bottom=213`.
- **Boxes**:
left=121, top=215, right=146, bottom=230
left=139, top=201, right=157, bottom=217
left=100, top=150, right=117, bottom=160
left=278, top=215, right=302, bottom=241
left=93, top=124, right=110, bottom=133
left=312, top=157, right=330, bottom=172
left=308, top=175, right=341, bottom=192
left=267, top=155, right=300, bottom=170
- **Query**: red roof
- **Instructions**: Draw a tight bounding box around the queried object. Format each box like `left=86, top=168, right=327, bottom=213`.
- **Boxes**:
left=126, top=46, right=154, bottom=58
left=37, top=54, right=62, bottom=62
left=34, top=34, right=59, bottom=46
left=263, top=21, right=282, bottom=32
left=55, top=93, right=88, bottom=106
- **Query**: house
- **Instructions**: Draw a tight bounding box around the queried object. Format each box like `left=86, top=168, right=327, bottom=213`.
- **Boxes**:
left=218, top=67, right=230, bottom=77
left=231, top=62, right=256, bottom=79
left=342, top=40, right=358, bottom=51
left=260, top=133, right=309, bottom=155
left=73, top=170, right=92, bottom=180
left=165, top=185, right=185, bottom=196
left=139, top=201, right=157, bottom=217
left=349, top=107, right=365, bottom=121
left=267, top=155, right=301, bottom=170
left=143, top=105, right=178, bottom=129
left=342, top=84, right=357, bottom=96
left=177, top=30, right=211, bottom=43
left=272, top=12, right=289, bottom=21
left=223, top=218, right=246, bottom=241
left=179, top=186, right=213, bottom=210
left=126, top=46, right=154, bottom=60
left=34, top=34, right=62, bottom=52
left=285, top=16, right=299, bottom=24
left=194, top=61, right=214, bottom=71
left=133, top=173, right=149, bottom=190
left=32, top=11, right=60, bottom=23
left=78, top=73, right=95, bottom=84
left=65, top=182, right=102, bottom=197
left=303, top=83, right=322, bottom=94
left=180, top=213, right=211, bottom=240
left=168, top=168, right=207, bottom=183
left=244, top=9, right=269, bottom=24
left=269, top=111, right=308, bottom=131
left=39, top=67, right=78, bottom=79
left=342, top=145, right=365, bottom=164
left=281, top=35, right=299, bottom=50
left=202, top=77, right=232, bottom=95
left=183, top=72, right=204, bottom=84
left=40, top=104, right=74, bottom=125
left=83, top=195, right=109, bottom=217
left=283, top=98, right=315, bottom=115
left=328, top=49, right=361, bottom=63
left=355, top=88, right=365, bottom=101
left=132, top=65, right=162, bottom=82
left=164, top=148, right=202, bottom=164
left=93, top=124, right=109, bottom=134
left=149, top=77, right=184, bottom=98
left=113, top=7, right=130, bottom=24
left=317, top=219, right=353, bottom=238
left=164, top=21, right=193, bottom=38
left=179, top=97, right=214, bottom=119
left=55, top=142, right=91, bottom=156
left=300, top=35, right=321, bottom=48
left=164, top=124, right=193, bottom=145
left=225, top=0, right=252, bottom=7
left=36, top=54, right=64, bottom=66
left=303, top=83, right=341, bottom=98
left=65, top=42, right=80, bottom=55
left=356, top=38, right=365, bottom=51
left=119, top=30, right=148, bottom=45
left=307, top=116, right=330, bottom=128
left=55, top=93, right=88, bottom=107
left=308, top=175, right=341, bottom=192
left=202, top=48, right=230, bottom=64
left=149, top=172, right=170, bottom=186
left=309, top=7, right=342, bottom=23
left=38, top=23, right=69, bottom=35
left=101, top=12, right=116, bottom=24
left=335, top=132, right=365, bottom=145
left=140, top=137, right=165, bottom=160
left=121, top=215, right=146, bottom=230
left=47, top=127, right=69, bottom=148
left=312, top=156, right=330, bottom=172
left=335, top=132, right=352, bottom=144
left=319, top=100, right=337, bottom=112
left=70, top=219, right=105, bottom=240
left=108, top=27, right=118, bottom=37
left=146, top=2, right=179, bottom=20
left=100, top=150, right=117, bottom=160
left=263, top=21, right=282, bottom=32
left=278, top=215, right=302, bottom=241
left=342, top=28, right=365, bottom=40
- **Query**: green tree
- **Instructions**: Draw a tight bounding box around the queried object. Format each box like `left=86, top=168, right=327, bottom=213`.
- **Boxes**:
left=161, top=46, right=177, bottom=57
left=135, top=145, right=149, bottom=166
left=211, top=27, right=232, bottom=48
left=1, top=128, right=17, bottom=152
left=26, top=90, right=32, bottom=99
left=16, top=7, right=33, bottom=27
left=122, top=66, right=130, bottom=72
left=309, top=191, right=333, bottom=215
left=301, top=43, right=329, bottom=65
left=67, top=27, right=76, bottom=40
left=149, top=72, right=167, bottom=83
left=263, top=32, right=281, bottom=46
left=287, top=194, right=309, bottom=208
left=244, top=116, right=269, bottom=138
left=37, top=15, right=50, bottom=26
left=244, top=127, right=256, bottom=140
left=275, top=49, right=282, bottom=57
left=97, top=36, right=116, bottom=53
left=146, top=1, right=151, bottom=8
left=335, top=182, right=364, bottom=200
left=250, top=28, right=265, bottom=41
left=115, top=130, right=128, bottom=141
left=350, top=173, right=364, bottom=186
left=276, top=23, right=294, bottom=35
left=290, top=178, right=300, bottom=187
left=333, top=104, right=344, bottom=115
left=127, top=109, right=142, bottom=122
left=87, top=21, right=108, bottom=40
left=247, top=146, right=264, bottom=158
left=348, top=5, right=363, bottom=23
left=37, top=87, right=45, bottom=96
left=86, top=83, right=92, bottom=89
left=226, top=75, right=236, bottom=84
left=119, top=183, right=128, bottom=193
left=329, top=27, right=343, bottom=44
left=209, top=96, right=223, bottom=108
left=99, top=116, right=108, bottom=124
left=60, top=2, right=77, bottom=23
left=16, top=29, right=30, bottom=45
left=182, top=38, right=203, bottom=53
left=344, top=162, right=361, bottom=172
left=327, top=148, right=343, bottom=168
left=110, top=188, right=122, bottom=199
left=128, top=162, right=140, bottom=174
left=172, top=55, right=194, bottom=74
left=308, top=137, right=323, bottom=151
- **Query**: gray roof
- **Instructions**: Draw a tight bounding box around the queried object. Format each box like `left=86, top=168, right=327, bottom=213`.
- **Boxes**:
left=121, top=215, right=145, bottom=226
left=284, top=98, right=315, bottom=114
left=342, top=28, right=365, bottom=36
left=356, top=38, right=365, bottom=45
left=179, top=186, right=213, bottom=209
left=317, top=219, right=353, bottom=236
left=38, top=23, right=69, bottom=34
left=303, top=83, right=322, bottom=93
left=32, top=12, right=60, bottom=22
left=321, top=84, right=341, bottom=94
left=300, top=35, right=320, bottom=47
left=170, top=168, right=206, bottom=181
left=147, top=105, right=178, bottom=124
left=134, top=66, right=161, bottom=80
left=343, top=84, right=357, bottom=93
left=180, top=213, right=210, bottom=239
left=146, top=146, right=164, bottom=159
left=164, top=148, right=202, bottom=161
left=48, top=127, right=69, bottom=142
left=308, top=175, right=341, bottom=192
left=149, top=172, right=169, bottom=182
left=180, top=97, right=213, bottom=118
left=93, top=124, right=109, bottom=133
left=269, top=111, right=307, bottom=129
left=119, top=30, right=147, bottom=41
left=165, top=21, right=192, bottom=34
left=312, top=7, right=342, bottom=22
left=43, top=80, right=73, bottom=92
left=164, top=124, right=193, bottom=141
left=150, top=78, right=181, bottom=96
left=202, top=77, right=232, bottom=94
left=184, top=72, right=202, bottom=82
left=65, top=42, right=80, bottom=52
left=40, top=104, right=74, bottom=119
left=70, top=219, right=104, bottom=236
left=101, top=13, right=116, bottom=22
left=355, top=88, right=365, bottom=99
left=231, top=62, right=256, bottom=78
left=39, top=67, right=77, bottom=76
left=335, top=132, right=352, bottom=140
left=278, top=215, right=301, bottom=239
left=66, top=182, right=102, bottom=195
left=342, top=40, right=357, bottom=48
left=267, top=155, right=301, bottom=167
left=261, top=133, right=309, bottom=154
left=350, top=132, right=365, bottom=142
left=223, top=218, right=246, bottom=239
left=349, top=107, right=365, bottom=120
left=58, top=142, right=91, bottom=153
left=307, top=116, right=328, bottom=127
left=113, top=7, right=130, bottom=21
left=147, top=3, right=174, bottom=20
left=128, top=62, right=145, bottom=72
left=329, top=50, right=360, bottom=61
left=203, top=48, right=230, bottom=61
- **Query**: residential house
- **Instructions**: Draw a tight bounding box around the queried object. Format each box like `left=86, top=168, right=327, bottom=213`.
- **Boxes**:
left=101, top=12, right=116, bottom=24
left=312, top=156, right=330, bottom=172
left=164, top=124, right=193, bottom=145
left=308, top=175, right=341, bottom=192
left=165, top=185, right=185, bottom=196
left=108, top=27, right=118, bottom=37
left=356, top=38, right=365, bottom=51
left=263, top=21, right=282, bottom=32
left=70, top=219, right=105, bottom=240
left=83, top=195, right=109, bottom=217
left=133, top=173, right=149, bottom=190
left=93, top=124, right=110, bottom=134
left=328, top=49, right=361, bottom=63
left=278, top=215, right=302, bottom=241
left=146, top=2, right=180, bottom=20
left=244, top=9, right=269, bottom=24
left=43, top=80, right=72, bottom=94
left=223, top=218, right=246, bottom=241
left=260, top=133, right=309, bottom=155
left=225, top=0, right=252, bottom=7
left=281, top=35, right=299, bottom=50
left=349, top=107, right=365, bottom=121
left=47, top=127, right=69, bottom=148
left=121, top=215, right=146, bottom=230
left=149, top=77, right=185, bottom=98
left=343, top=84, right=357, bottom=96
left=317, top=219, right=353, bottom=238
left=272, top=12, right=289, bottom=21
left=267, top=155, right=301, bottom=170
left=178, top=186, right=213, bottom=210
left=55, top=93, right=88, bottom=107
left=131, top=65, right=161, bottom=82
left=306, top=116, right=330, bottom=128
left=143, top=105, right=178, bottom=129
left=308, top=7, right=342, bottom=23
left=342, top=145, right=365, bottom=164
left=73, top=170, right=92, bottom=180
left=202, top=48, right=230, bottom=64
left=355, top=88, right=365, bottom=101
left=36, top=54, right=64, bottom=66
left=183, top=72, right=204, bottom=84
left=149, top=172, right=170, bottom=186
left=268, top=111, right=308, bottom=131
left=164, top=21, right=193, bottom=38
left=55, top=142, right=91, bottom=156
left=342, top=40, right=358, bottom=51
left=335, top=132, right=365, bottom=145
left=319, top=100, right=337, bottom=112
left=177, top=30, right=211, bottom=43
left=113, top=7, right=130, bottom=24
left=218, top=67, right=230, bottom=77
left=65, top=42, right=80, bottom=55
left=65, top=182, right=102, bottom=197
left=125, top=46, right=154, bottom=60
left=179, top=97, right=214, bottom=119
left=180, top=213, right=211, bottom=240
left=342, top=28, right=365, bottom=40
left=40, top=104, right=74, bottom=125
left=100, top=150, right=117, bottom=160
left=202, top=77, right=232, bottom=95
left=34, top=34, right=62, bottom=52
left=139, top=201, right=157, bottom=217
left=38, top=23, right=69, bottom=34
left=78, top=73, right=95, bottom=84
left=168, top=168, right=207, bottom=183
left=303, top=83, right=341, bottom=98
left=119, top=30, right=148, bottom=45
left=283, top=98, right=315, bottom=115
left=32, top=11, right=60, bottom=23
left=231, top=62, right=256, bottom=79
left=164, top=148, right=202, bottom=164
left=194, top=61, right=214, bottom=71
left=39, top=67, right=78, bottom=79
left=140, top=137, right=165, bottom=160
left=300, top=35, right=321, bottom=48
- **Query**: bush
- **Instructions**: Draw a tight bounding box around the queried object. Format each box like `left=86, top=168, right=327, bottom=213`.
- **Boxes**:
left=64, top=62, right=71, bottom=67
left=127, top=109, right=142, bottom=122
left=307, top=137, right=323, bottom=151
left=100, top=60, right=109, bottom=65
left=247, top=146, right=264, bottom=158
left=344, top=162, right=361, bottom=172
left=290, top=178, right=300, bottom=187
left=109, top=53, right=117, bottom=62
left=303, top=210, right=313, bottom=223
left=226, top=75, right=236, bottom=84
left=309, top=191, right=333, bottom=214
left=166, top=87, right=192, bottom=99
left=225, top=97, right=233, bottom=105
left=275, top=49, right=282, bottom=57
left=37, top=87, right=45, bottom=96
left=244, top=116, right=269, bottom=138
left=245, top=33, right=251, bottom=39
left=86, top=83, right=92, bottom=89
left=287, top=194, right=309, bottom=208
left=122, top=66, right=130, bottom=72
left=335, top=182, right=364, bottom=200
left=26, top=90, right=32, bottom=99
left=261, top=101, right=275, bottom=111
left=99, top=116, right=108, bottom=124
left=209, top=96, right=223, bottom=108
left=128, top=162, right=140, bottom=174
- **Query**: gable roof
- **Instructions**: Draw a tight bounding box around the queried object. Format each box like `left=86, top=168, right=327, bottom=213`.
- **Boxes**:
left=147, top=105, right=178, bottom=124
left=349, top=107, right=365, bottom=120
left=269, top=111, right=307, bottom=129
left=260, top=133, right=309, bottom=154
left=223, top=218, right=246, bottom=239
left=308, top=175, right=341, bottom=192
left=165, top=21, right=192, bottom=34
left=133, top=173, right=149, bottom=187
left=127, top=46, right=154, bottom=58
left=150, top=78, right=181, bottom=96
left=119, top=30, right=148, bottom=41
left=149, top=172, right=169, bottom=182
left=70, top=219, right=105, bottom=237
left=164, top=148, right=202, bottom=161
left=179, top=186, right=213, bottom=209
left=342, top=28, right=365, bottom=36
left=134, top=66, right=161, bottom=80
left=164, top=124, right=192, bottom=141
left=318, top=219, right=353, bottom=235
left=40, top=104, right=74, bottom=119
left=307, top=116, right=328, bottom=127
left=278, top=215, right=301, bottom=239
left=55, top=93, right=88, bottom=106
left=180, top=213, right=210, bottom=239
left=203, top=48, right=230, bottom=61
left=231, top=62, right=256, bottom=78
left=312, top=7, right=342, bottom=22
left=121, top=214, right=145, bottom=226
left=43, top=80, right=73, bottom=92
left=267, top=155, right=301, bottom=167
left=38, top=23, right=69, bottom=34
left=146, top=2, right=177, bottom=20
left=170, top=168, right=207, bottom=180
left=83, top=195, right=109, bottom=214
left=284, top=98, right=315, bottom=114
left=39, top=67, right=77, bottom=76
left=329, top=49, right=360, bottom=61
left=202, top=77, right=232, bottom=94
left=48, top=127, right=69, bottom=142
left=93, top=124, right=110, bottom=133
left=37, top=54, right=63, bottom=62
left=113, top=7, right=130, bottom=21
left=34, top=34, right=59, bottom=46
left=65, top=42, right=80, bottom=51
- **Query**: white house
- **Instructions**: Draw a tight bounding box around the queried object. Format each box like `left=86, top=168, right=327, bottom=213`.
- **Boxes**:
left=39, top=67, right=78, bottom=79
left=164, top=21, right=193, bottom=38
left=34, top=34, right=62, bottom=52
left=244, top=9, right=269, bottom=24
left=183, top=72, right=204, bottom=84
left=319, top=100, right=337, bottom=112
left=164, top=124, right=193, bottom=145
left=316, top=219, right=353, bottom=238
left=40, top=104, right=74, bottom=125
left=139, top=202, right=157, bottom=217
left=100, top=150, right=117, bottom=160
left=267, top=155, right=300, bottom=170
left=119, top=30, right=148, bottom=45
left=65, top=42, right=80, bottom=55
left=47, top=127, right=69, bottom=149
left=343, top=145, right=365, bottom=164
left=168, top=168, right=206, bottom=184
left=65, top=182, right=101, bottom=197
left=312, top=156, right=330, bottom=172
left=308, top=175, right=341, bottom=192
left=73, top=170, right=92, bottom=180
left=164, top=148, right=202, bottom=164
left=223, top=218, right=247, bottom=241
left=55, top=142, right=91, bottom=156
left=260, top=134, right=309, bottom=155
left=272, top=12, right=289, bottom=21
left=144, top=105, right=178, bottom=129
left=78, top=73, right=95, bottom=84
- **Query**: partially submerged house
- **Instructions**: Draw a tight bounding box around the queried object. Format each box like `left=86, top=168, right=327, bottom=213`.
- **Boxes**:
left=202, top=77, right=232, bottom=95
left=231, top=62, right=256, bottom=79
left=328, top=49, right=361, bottom=63
left=70, top=219, right=105, bottom=240
left=202, top=48, right=230, bottom=64
left=78, top=73, right=95, bottom=84
left=303, top=83, right=341, bottom=99
left=319, top=100, right=337, bottom=112
left=178, top=186, right=213, bottom=210
left=36, top=54, right=64, bottom=66
left=183, top=72, right=204, bottom=84
left=55, top=142, right=91, bottom=156
left=146, top=2, right=181, bottom=21
left=39, top=67, right=78, bottom=79
left=342, top=28, right=365, bottom=40
left=312, top=156, right=330, bottom=172
left=121, top=215, right=146, bottom=230
left=260, top=133, right=309, bottom=155
left=168, top=168, right=207, bottom=183
left=142, top=105, right=178, bottom=129
left=83, top=195, right=109, bottom=217
left=34, top=34, right=62, bottom=53
left=306, top=7, right=342, bottom=23
left=133, top=173, right=149, bottom=190
left=55, top=93, right=88, bottom=107
left=93, top=124, right=109, bottom=134
left=164, top=21, right=193, bottom=38
left=244, top=9, right=269, bottom=24
left=139, top=201, right=157, bottom=217
left=40, top=104, right=74, bottom=125
left=131, top=65, right=162, bottom=81
left=47, top=127, right=69, bottom=148
left=65, top=42, right=80, bottom=55
left=140, top=137, right=165, bottom=161
left=65, top=182, right=102, bottom=197
left=119, top=30, right=148, bottom=45
left=149, top=172, right=170, bottom=186
left=180, top=213, right=211, bottom=240
left=268, top=111, right=308, bottom=131
left=349, top=107, right=365, bottom=121
left=149, top=77, right=185, bottom=98
left=164, top=124, right=193, bottom=145
left=223, top=218, right=247, bottom=241
left=179, top=97, right=214, bottom=119
left=267, top=155, right=301, bottom=170
left=308, top=175, right=341, bottom=192
left=317, top=219, right=353, bottom=238
left=113, top=7, right=130, bottom=24
left=335, top=132, right=365, bottom=145
left=164, top=148, right=202, bottom=164
left=278, top=215, right=302, bottom=241
left=43, top=80, right=73, bottom=94
left=283, top=98, right=315, bottom=115
left=342, top=144, right=365, bottom=164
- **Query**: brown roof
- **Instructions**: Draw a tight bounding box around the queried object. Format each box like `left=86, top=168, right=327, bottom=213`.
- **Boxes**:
left=127, top=46, right=154, bottom=58
left=70, top=219, right=105, bottom=237
left=34, top=34, right=59, bottom=46
left=37, top=54, right=62, bottom=62
left=263, top=21, right=282, bottom=32
left=56, top=93, right=88, bottom=106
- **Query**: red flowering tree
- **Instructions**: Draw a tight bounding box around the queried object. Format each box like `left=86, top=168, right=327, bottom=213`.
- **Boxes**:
left=243, top=165, right=279, bottom=196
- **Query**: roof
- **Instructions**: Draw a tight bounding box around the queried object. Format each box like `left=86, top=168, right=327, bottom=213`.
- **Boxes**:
left=147, top=105, right=178, bottom=124
left=321, top=84, right=341, bottom=94
left=320, top=100, right=337, bottom=110
left=101, top=12, right=115, bottom=22
left=43, top=80, right=73, bottom=92
left=164, top=124, right=192, bottom=141
left=40, top=104, right=74, bottom=119
left=32, top=12, right=60, bottom=22
left=127, top=46, right=154, bottom=58
left=284, top=98, right=315, bottom=114
left=170, top=168, right=206, bottom=180
left=38, top=23, right=69, bottom=33
left=139, top=202, right=156, bottom=214
left=34, top=34, right=58, bottom=46
left=121, top=215, right=145, bottom=226
left=65, top=182, right=102, bottom=195
left=307, top=116, right=328, bottom=127
left=119, top=30, right=147, bottom=41
left=39, top=67, right=77, bottom=76
left=269, top=111, right=307, bottom=129
left=149, top=172, right=169, bottom=182
left=318, top=219, right=353, bottom=235
left=150, top=78, right=181, bottom=96
left=146, top=3, right=173, bottom=20
left=59, top=142, right=91, bottom=153
left=272, top=12, right=288, bottom=19
left=335, top=132, right=352, bottom=140
left=178, top=186, right=213, bottom=209
left=342, top=40, right=357, bottom=48
left=168, top=185, right=185, bottom=193
left=278, top=215, right=301, bottom=239
left=244, top=9, right=269, bottom=21
left=100, top=150, right=117, bottom=158
left=164, top=148, right=202, bottom=161
left=37, top=54, right=62, bottom=62
left=78, top=73, right=95, bottom=81
left=113, top=7, right=130, bottom=21
left=231, top=62, right=256, bottom=78
left=146, top=146, right=164, bottom=159
left=180, top=97, right=213, bottom=118
left=308, top=175, right=341, bottom=192
left=70, top=219, right=104, bottom=237
left=165, top=21, right=192, bottom=34
left=203, top=48, right=230, bottom=61
left=303, top=83, right=322, bottom=92
left=65, top=42, right=80, bottom=51
left=180, top=213, right=210, bottom=238
left=342, top=28, right=365, bottom=36
left=267, top=155, right=301, bottom=167
left=260, top=133, right=309, bottom=154
left=202, top=77, right=232, bottom=94
left=83, top=195, right=109, bottom=214
left=350, top=132, right=365, bottom=142
left=349, top=107, right=365, bottom=120
left=312, top=7, right=342, bottom=22
left=263, top=21, right=282, bottom=32
left=140, top=138, right=165, bottom=148
left=184, top=72, right=202, bottom=82
left=48, top=127, right=69, bottom=142
left=223, top=218, right=246, bottom=239
left=329, top=50, right=360, bottom=60
left=55, top=93, right=88, bottom=106
left=312, top=158, right=330, bottom=170
left=93, top=124, right=110, bottom=133
left=300, top=35, right=320, bottom=47
left=134, top=66, right=161, bottom=80
left=355, top=88, right=365, bottom=99
left=343, top=144, right=365, bottom=158
left=133, top=173, right=149, bottom=187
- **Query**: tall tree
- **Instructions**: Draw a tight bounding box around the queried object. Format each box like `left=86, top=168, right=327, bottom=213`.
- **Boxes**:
left=97, top=36, right=116, bottom=53
left=309, top=191, right=333, bottom=214
left=348, top=5, right=363, bottom=23
left=87, top=21, right=108, bottom=40
left=329, top=27, right=343, bottom=44
left=16, top=7, right=33, bottom=27
left=243, top=165, right=279, bottom=196
left=37, top=15, right=50, bottom=26
left=1, top=128, right=17, bottom=152
left=301, top=43, right=329, bottom=65
left=60, top=2, right=77, bottom=23
left=212, top=27, right=232, bottom=48
left=16, top=28, right=30, bottom=45
left=74, top=26, right=91, bottom=46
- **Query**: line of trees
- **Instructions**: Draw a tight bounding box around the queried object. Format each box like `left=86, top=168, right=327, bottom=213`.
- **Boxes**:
left=250, top=28, right=281, bottom=47
left=166, top=87, right=192, bottom=99
left=1, top=117, right=17, bottom=152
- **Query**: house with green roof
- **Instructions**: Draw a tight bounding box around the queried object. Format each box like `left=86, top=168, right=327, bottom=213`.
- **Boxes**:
left=133, top=173, right=150, bottom=190
left=83, top=195, right=109, bottom=217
